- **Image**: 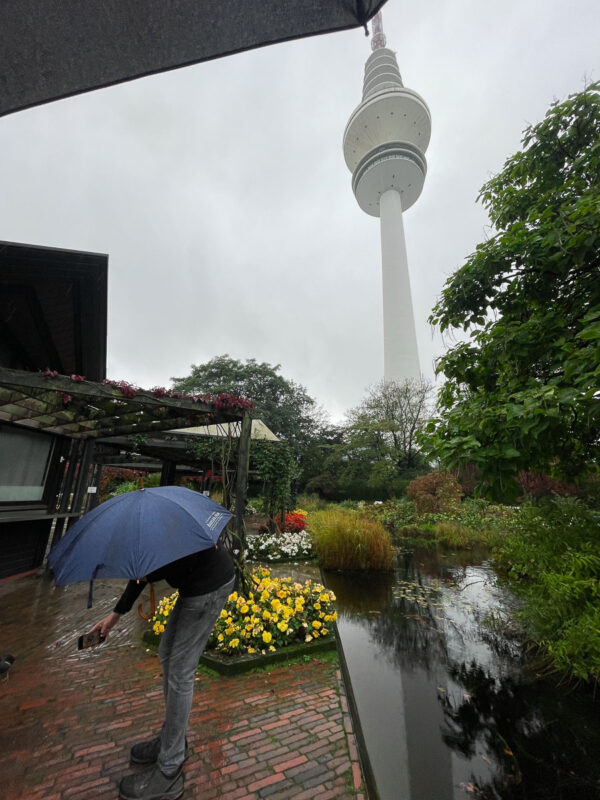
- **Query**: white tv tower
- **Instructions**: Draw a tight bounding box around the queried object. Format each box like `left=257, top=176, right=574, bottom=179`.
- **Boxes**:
left=343, top=11, right=431, bottom=382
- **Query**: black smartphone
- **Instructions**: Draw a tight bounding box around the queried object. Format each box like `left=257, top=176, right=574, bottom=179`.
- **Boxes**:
left=77, top=629, right=105, bottom=649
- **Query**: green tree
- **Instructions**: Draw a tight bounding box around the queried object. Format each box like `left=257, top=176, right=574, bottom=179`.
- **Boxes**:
left=297, top=423, right=345, bottom=495
left=310, top=379, right=432, bottom=500
left=347, top=378, right=432, bottom=471
left=172, top=354, right=321, bottom=457
left=425, top=83, right=600, bottom=499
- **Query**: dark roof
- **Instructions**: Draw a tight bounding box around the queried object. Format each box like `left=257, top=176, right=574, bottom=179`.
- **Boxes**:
left=0, top=367, right=249, bottom=440
left=0, top=241, right=108, bottom=381
left=1, top=1, right=387, bottom=117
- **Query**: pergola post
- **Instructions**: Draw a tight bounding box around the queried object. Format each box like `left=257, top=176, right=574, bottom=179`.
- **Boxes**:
left=72, top=440, right=95, bottom=516
left=87, top=462, right=102, bottom=510
left=160, top=460, right=177, bottom=486
left=234, top=412, right=252, bottom=556
left=59, top=440, right=81, bottom=514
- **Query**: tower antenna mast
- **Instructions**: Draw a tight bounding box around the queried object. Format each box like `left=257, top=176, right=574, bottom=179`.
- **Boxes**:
left=370, top=10, right=386, bottom=50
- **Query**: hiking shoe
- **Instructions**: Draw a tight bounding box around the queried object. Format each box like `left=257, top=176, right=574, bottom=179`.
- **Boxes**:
left=119, top=765, right=184, bottom=800
left=130, top=736, right=189, bottom=765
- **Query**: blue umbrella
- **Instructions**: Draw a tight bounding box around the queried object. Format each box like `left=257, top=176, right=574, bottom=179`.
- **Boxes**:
left=48, top=486, right=233, bottom=604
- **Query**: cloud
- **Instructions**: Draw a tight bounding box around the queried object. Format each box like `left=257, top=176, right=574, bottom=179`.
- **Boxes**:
left=0, top=0, right=598, bottom=423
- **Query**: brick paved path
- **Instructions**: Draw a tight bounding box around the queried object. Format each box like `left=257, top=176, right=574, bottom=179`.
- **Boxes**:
left=0, top=573, right=364, bottom=800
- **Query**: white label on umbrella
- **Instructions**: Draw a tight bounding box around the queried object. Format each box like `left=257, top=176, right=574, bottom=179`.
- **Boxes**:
left=206, top=511, right=226, bottom=530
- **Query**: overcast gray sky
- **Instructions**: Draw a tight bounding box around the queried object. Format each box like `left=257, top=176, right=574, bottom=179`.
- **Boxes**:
left=1, top=0, right=598, bottom=421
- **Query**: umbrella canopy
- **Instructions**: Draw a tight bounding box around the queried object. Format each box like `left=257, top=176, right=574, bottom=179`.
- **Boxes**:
left=1, top=1, right=388, bottom=117
left=48, top=486, right=232, bottom=585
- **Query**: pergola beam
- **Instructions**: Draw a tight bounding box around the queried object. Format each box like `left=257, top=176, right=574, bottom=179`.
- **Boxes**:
left=0, top=367, right=247, bottom=440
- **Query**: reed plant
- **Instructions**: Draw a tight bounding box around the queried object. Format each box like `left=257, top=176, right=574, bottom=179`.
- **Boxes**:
left=310, top=508, right=394, bottom=570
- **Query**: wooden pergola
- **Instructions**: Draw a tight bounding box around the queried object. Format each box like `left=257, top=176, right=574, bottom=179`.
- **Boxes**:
left=0, top=367, right=251, bottom=437
left=0, top=366, right=252, bottom=550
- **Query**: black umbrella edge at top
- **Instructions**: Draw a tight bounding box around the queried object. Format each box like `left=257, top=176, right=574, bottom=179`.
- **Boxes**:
left=0, top=0, right=388, bottom=118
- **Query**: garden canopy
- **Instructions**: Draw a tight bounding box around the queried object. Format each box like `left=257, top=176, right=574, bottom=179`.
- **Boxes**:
left=1, top=0, right=387, bottom=117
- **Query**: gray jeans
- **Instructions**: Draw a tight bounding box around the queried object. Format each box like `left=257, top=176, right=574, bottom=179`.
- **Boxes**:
left=157, top=576, right=235, bottom=774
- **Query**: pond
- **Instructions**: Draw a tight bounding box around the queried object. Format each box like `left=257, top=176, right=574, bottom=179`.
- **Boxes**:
left=325, top=548, right=600, bottom=800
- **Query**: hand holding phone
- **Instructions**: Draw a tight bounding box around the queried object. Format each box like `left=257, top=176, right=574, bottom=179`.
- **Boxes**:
left=78, top=629, right=106, bottom=649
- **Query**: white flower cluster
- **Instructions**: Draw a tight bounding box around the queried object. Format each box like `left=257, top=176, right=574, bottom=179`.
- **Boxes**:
left=247, top=530, right=313, bottom=561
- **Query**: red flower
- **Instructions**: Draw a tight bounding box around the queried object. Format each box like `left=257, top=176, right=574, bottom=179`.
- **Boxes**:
left=118, top=381, right=137, bottom=398
left=274, top=512, right=308, bottom=533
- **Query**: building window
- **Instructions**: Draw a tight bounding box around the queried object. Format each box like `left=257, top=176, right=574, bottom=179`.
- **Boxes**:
left=0, top=425, right=54, bottom=503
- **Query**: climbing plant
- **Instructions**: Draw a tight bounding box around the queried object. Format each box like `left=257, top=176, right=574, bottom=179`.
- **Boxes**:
left=251, top=440, right=296, bottom=528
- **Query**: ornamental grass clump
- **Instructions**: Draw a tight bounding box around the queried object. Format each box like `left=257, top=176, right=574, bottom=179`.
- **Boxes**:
left=310, top=508, right=394, bottom=570
left=150, top=568, right=336, bottom=656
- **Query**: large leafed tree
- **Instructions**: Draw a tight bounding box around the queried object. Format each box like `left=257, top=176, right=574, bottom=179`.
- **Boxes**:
left=425, top=83, right=600, bottom=499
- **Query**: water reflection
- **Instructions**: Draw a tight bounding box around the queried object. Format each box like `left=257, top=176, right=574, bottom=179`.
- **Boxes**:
left=326, top=549, right=600, bottom=800
left=441, top=661, right=600, bottom=799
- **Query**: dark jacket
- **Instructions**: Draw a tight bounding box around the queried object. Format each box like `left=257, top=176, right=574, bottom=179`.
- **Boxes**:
left=114, top=545, right=235, bottom=615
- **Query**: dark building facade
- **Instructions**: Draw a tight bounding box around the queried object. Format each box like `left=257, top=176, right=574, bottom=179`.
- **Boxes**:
left=0, top=241, right=108, bottom=578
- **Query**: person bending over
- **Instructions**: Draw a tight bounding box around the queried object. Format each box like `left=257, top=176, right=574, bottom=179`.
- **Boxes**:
left=92, top=544, right=235, bottom=800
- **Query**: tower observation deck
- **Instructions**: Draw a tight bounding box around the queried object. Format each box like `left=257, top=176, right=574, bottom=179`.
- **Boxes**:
left=343, top=11, right=430, bottom=382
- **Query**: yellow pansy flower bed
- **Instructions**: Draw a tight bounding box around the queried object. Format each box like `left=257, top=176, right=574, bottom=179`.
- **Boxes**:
left=149, top=567, right=337, bottom=657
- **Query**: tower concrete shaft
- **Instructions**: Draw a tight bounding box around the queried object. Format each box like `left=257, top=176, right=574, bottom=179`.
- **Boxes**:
left=343, top=11, right=430, bottom=382
left=380, top=189, right=420, bottom=381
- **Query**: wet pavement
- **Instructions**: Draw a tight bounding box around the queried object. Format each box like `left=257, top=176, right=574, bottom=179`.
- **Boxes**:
left=0, top=571, right=365, bottom=800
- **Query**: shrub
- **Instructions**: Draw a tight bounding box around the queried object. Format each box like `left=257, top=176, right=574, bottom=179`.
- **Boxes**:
left=309, top=509, right=394, bottom=570
left=362, top=496, right=514, bottom=548
left=406, top=471, right=463, bottom=513
left=363, top=499, right=420, bottom=530
left=517, top=471, right=577, bottom=501
left=101, top=471, right=162, bottom=501
left=432, top=521, right=473, bottom=548
left=425, top=498, right=515, bottom=547
left=577, top=474, right=600, bottom=509
left=99, top=467, right=140, bottom=500
left=337, top=499, right=362, bottom=510
left=494, top=498, right=600, bottom=682
left=149, top=568, right=337, bottom=656
left=390, top=525, right=436, bottom=549
left=110, top=480, right=139, bottom=496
